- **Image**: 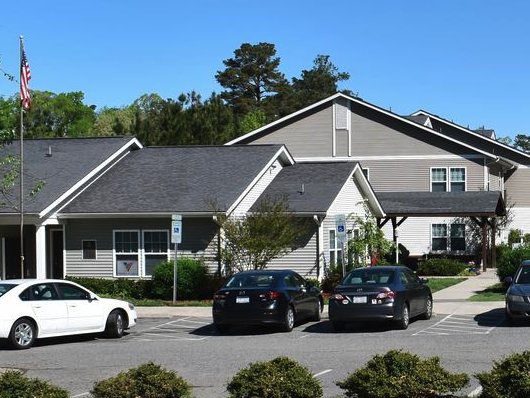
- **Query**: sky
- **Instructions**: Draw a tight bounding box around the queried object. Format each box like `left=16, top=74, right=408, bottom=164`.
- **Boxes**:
left=0, top=0, right=529, bottom=139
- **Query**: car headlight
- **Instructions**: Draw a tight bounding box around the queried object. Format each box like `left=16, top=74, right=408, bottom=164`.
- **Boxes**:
left=128, top=302, right=135, bottom=310
left=507, top=294, right=524, bottom=302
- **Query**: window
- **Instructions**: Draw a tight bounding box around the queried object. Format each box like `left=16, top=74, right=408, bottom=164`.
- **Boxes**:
left=450, top=168, right=466, bottom=192
left=329, top=229, right=343, bottom=266
left=143, top=230, right=169, bottom=276
left=431, top=223, right=466, bottom=251
left=82, top=240, right=97, bottom=260
left=362, top=168, right=369, bottom=180
left=57, top=283, right=90, bottom=300
left=431, top=168, right=447, bottom=192
left=114, top=230, right=140, bottom=277
left=431, top=167, right=466, bottom=192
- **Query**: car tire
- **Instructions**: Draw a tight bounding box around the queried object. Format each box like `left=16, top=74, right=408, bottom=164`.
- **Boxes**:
left=105, top=310, right=125, bottom=338
left=309, top=300, right=322, bottom=322
left=396, top=303, right=410, bottom=330
left=420, top=296, right=433, bottom=320
left=281, top=306, right=295, bottom=332
left=214, top=323, right=230, bottom=334
left=332, top=321, right=345, bottom=332
left=9, top=318, right=36, bottom=349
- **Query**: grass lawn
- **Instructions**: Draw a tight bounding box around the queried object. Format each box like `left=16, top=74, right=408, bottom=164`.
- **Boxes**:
left=427, top=277, right=467, bottom=293
left=468, top=282, right=506, bottom=302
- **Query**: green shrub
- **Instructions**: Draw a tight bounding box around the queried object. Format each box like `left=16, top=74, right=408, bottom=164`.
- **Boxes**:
left=91, top=362, right=191, bottom=398
left=336, top=350, right=469, bottom=398
left=496, top=245, right=530, bottom=282
left=417, top=258, right=467, bottom=276
left=66, top=276, right=151, bottom=299
left=151, top=258, right=209, bottom=300
left=226, top=356, right=323, bottom=398
left=476, top=351, right=530, bottom=398
left=321, top=263, right=343, bottom=293
left=508, top=229, right=522, bottom=245
left=0, top=370, right=69, bottom=398
left=305, top=277, right=320, bottom=289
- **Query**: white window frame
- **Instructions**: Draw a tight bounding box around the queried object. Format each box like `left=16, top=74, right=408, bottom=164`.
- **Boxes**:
left=329, top=229, right=343, bottom=266
left=81, top=239, right=97, bottom=260
left=431, top=223, right=466, bottom=252
left=113, top=230, right=140, bottom=278
left=362, top=167, right=370, bottom=181
left=142, top=230, right=170, bottom=277
left=430, top=166, right=467, bottom=192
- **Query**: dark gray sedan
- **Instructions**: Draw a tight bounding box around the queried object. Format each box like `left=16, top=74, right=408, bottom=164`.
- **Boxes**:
left=328, top=266, right=432, bottom=331
left=505, top=260, right=530, bottom=324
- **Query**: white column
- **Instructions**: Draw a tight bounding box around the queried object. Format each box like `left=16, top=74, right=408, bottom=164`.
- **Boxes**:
left=35, top=224, right=46, bottom=279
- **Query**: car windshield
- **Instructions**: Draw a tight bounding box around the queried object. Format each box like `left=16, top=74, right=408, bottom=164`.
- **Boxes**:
left=342, top=269, right=395, bottom=285
left=0, top=283, right=18, bottom=298
left=515, top=266, right=530, bottom=284
left=226, top=274, right=276, bottom=288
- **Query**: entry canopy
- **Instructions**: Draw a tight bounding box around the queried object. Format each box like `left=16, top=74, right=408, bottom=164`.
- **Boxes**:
left=376, top=191, right=506, bottom=218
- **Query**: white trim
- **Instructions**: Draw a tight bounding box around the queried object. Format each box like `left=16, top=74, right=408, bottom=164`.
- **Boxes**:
left=483, top=158, right=488, bottom=190
left=40, top=138, right=142, bottom=218
left=36, top=224, right=46, bottom=279
left=351, top=164, right=385, bottom=217
left=412, top=110, right=530, bottom=163
left=1, top=238, right=5, bottom=280
left=332, top=101, right=337, bottom=157
left=450, top=166, right=467, bottom=192
left=58, top=212, right=215, bottom=218
left=429, top=166, right=467, bottom=192
left=295, top=154, right=485, bottom=162
left=226, top=92, right=500, bottom=161
left=328, top=229, right=343, bottom=266
left=362, top=167, right=370, bottom=181
left=347, top=101, right=352, bottom=157
left=430, top=167, right=448, bottom=192
left=226, top=146, right=294, bottom=215
left=142, top=229, right=170, bottom=277
left=81, top=239, right=97, bottom=261
left=430, top=222, right=467, bottom=253
left=113, top=229, right=141, bottom=278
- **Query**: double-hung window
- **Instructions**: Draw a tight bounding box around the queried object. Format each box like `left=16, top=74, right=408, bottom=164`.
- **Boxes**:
left=431, top=167, right=466, bottom=192
left=329, top=229, right=343, bottom=266
left=431, top=223, right=466, bottom=251
left=450, top=224, right=466, bottom=251
left=143, top=230, right=169, bottom=276
left=431, top=224, right=448, bottom=251
left=114, top=230, right=140, bottom=277
left=431, top=168, right=447, bottom=192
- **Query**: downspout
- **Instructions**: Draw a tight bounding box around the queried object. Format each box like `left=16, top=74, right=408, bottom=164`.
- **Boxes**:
left=313, top=215, right=322, bottom=279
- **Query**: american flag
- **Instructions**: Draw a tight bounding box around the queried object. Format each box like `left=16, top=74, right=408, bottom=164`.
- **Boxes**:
left=20, top=46, right=31, bottom=109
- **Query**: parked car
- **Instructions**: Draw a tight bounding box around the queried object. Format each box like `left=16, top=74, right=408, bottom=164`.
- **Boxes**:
left=212, top=269, right=323, bottom=333
left=504, top=260, right=530, bottom=324
left=0, top=279, right=137, bottom=349
left=328, top=266, right=432, bottom=331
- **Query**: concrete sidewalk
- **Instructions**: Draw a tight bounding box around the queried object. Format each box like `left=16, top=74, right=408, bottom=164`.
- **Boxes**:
left=135, top=270, right=505, bottom=319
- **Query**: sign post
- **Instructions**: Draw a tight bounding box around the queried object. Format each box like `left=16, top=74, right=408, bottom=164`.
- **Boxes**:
left=335, top=214, right=347, bottom=276
left=171, top=215, right=182, bottom=305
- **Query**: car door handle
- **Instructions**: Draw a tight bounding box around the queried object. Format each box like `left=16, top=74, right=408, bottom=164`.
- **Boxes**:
left=33, top=305, right=41, bottom=309
left=68, top=305, right=77, bottom=307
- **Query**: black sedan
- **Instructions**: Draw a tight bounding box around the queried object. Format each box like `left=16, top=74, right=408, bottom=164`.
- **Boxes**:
left=212, top=269, right=323, bottom=333
left=505, top=260, right=530, bottom=324
left=328, top=266, right=432, bottom=331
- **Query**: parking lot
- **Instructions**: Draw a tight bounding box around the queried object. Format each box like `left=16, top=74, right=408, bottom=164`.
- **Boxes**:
left=1, top=307, right=525, bottom=398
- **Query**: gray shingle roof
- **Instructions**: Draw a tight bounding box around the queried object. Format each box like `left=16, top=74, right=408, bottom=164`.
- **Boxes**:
left=376, top=191, right=505, bottom=217
left=250, top=162, right=359, bottom=214
left=62, top=145, right=285, bottom=214
left=0, top=137, right=137, bottom=214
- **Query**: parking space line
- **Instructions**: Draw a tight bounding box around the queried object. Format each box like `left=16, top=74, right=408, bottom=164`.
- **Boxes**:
left=414, top=311, right=502, bottom=336
left=313, top=369, right=332, bottom=378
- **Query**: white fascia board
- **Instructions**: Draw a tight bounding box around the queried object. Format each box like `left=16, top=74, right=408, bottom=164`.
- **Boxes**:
left=39, top=138, right=142, bottom=219
left=57, top=212, right=218, bottom=219
left=412, top=110, right=530, bottom=163
left=226, top=146, right=294, bottom=215
left=295, top=154, right=485, bottom=162
left=351, top=164, right=385, bottom=218
left=225, top=93, right=343, bottom=145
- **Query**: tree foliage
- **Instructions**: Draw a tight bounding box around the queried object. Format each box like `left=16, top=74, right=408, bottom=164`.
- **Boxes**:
left=514, top=134, right=530, bottom=153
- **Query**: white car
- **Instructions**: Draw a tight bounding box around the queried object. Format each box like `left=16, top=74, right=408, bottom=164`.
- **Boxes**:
left=0, top=279, right=137, bottom=349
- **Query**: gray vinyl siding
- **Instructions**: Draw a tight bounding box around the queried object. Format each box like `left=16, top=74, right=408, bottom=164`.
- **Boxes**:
left=350, top=103, right=472, bottom=157
left=488, top=163, right=503, bottom=192
left=357, top=158, right=485, bottom=192
left=249, top=105, right=333, bottom=158
left=65, top=217, right=219, bottom=277
left=336, top=129, right=349, bottom=157
left=506, top=168, right=530, bottom=207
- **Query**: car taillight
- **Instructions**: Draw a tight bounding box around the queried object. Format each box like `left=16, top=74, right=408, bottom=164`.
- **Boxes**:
left=330, top=293, right=346, bottom=300
left=213, top=293, right=225, bottom=300
left=261, top=291, right=282, bottom=300
left=376, top=291, right=395, bottom=300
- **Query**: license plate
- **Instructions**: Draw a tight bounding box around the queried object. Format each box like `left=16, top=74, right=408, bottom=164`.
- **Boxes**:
left=236, top=296, right=250, bottom=304
left=353, top=296, right=367, bottom=303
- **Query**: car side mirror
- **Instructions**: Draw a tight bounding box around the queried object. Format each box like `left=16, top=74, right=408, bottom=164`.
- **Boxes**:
left=504, top=276, right=513, bottom=285
left=88, top=294, right=98, bottom=301
left=420, top=277, right=429, bottom=284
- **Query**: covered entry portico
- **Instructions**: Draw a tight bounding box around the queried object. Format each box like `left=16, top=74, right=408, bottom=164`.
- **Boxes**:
left=376, top=191, right=506, bottom=270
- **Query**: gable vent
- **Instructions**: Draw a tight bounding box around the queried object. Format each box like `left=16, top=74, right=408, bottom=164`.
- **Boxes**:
left=335, top=101, right=349, bottom=130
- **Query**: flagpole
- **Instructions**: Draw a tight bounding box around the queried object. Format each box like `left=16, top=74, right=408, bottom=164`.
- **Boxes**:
left=19, top=35, right=25, bottom=279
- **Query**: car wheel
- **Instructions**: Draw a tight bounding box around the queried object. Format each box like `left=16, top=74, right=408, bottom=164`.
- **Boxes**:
left=332, top=321, right=345, bottom=332
left=420, top=296, right=433, bottom=320
left=9, top=318, right=36, bottom=349
left=309, top=300, right=322, bottom=322
left=214, top=323, right=230, bottom=334
left=281, top=306, right=295, bottom=332
left=105, top=310, right=125, bottom=338
left=396, top=303, right=410, bottom=330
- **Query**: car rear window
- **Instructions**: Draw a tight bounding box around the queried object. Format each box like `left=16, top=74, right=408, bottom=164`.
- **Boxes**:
left=226, top=274, right=276, bottom=288
left=0, top=283, right=17, bottom=298
left=515, top=266, right=530, bottom=284
left=342, top=269, right=395, bottom=285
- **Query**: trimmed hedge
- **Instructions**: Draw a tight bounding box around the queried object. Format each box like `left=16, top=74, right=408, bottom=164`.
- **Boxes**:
left=336, top=350, right=469, bottom=398
left=417, top=258, right=467, bottom=276
left=66, top=276, right=151, bottom=299
left=227, top=356, right=323, bottom=398
left=0, top=370, right=69, bottom=398
left=476, top=351, right=530, bottom=398
left=151, top=258, right=211, bottom=300
left=91, top=362, right=191, bottom=398
left=496, top=245, right=530, bottom=282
